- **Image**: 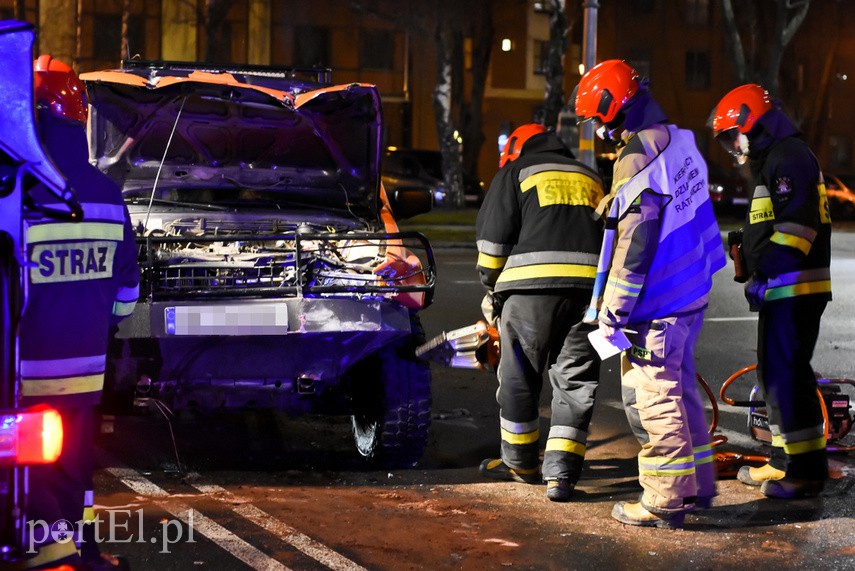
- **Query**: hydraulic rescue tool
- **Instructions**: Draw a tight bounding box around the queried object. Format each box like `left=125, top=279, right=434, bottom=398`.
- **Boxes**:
left=416, top=320, right=500, bottom=372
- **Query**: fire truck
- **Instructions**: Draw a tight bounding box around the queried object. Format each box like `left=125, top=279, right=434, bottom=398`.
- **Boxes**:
left=0, top=19, right=78, bottom=564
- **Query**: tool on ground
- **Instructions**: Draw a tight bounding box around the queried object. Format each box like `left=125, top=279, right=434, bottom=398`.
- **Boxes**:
left=698, top=364, right=855, bottom=477
left=418, top=320, right=854, bottom=477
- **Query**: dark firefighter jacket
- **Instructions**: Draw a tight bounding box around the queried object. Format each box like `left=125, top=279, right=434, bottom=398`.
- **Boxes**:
left=19, top=110, right=140, bottom=408
left=475, top=132, right=604, bottom=294
left=743, top=109, right=832, bottom=303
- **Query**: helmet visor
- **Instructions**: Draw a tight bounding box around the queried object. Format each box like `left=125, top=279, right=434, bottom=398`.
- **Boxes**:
left=716, top=128, right=749, bottom=164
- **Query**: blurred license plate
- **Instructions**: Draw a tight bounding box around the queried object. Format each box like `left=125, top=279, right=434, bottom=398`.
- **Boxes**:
left=732, top=198, right=749, bottom=205
left=165, top=304, right=288, bottom=335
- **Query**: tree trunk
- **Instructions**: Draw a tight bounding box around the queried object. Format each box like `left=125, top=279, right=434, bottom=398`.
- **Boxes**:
left=121, top=0, right=131, bottom=60
left=542, top=0, right=567, bottom=130
left=719, top=0, right=810, bottom=94
left=459, top=2, right=493, bottom=201
left=719, top=0, right=747, bottom=84
left=432, top=24, right=465, bottom=208
left=205, top=0, right=236, bottom=63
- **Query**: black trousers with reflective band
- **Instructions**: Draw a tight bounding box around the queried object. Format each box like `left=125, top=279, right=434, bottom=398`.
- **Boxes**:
left=758, top=295, right=829, bottom=481
left=25, top=405, right=94, bottom=566
left=497, top=291, right=600, bottom=480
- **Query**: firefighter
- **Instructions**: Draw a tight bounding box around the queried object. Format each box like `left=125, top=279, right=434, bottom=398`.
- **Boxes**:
left=574, top=60, right=726, bottom=528
left=475, top=123, right=604, bottom=502
left=709, top=84, right=831, bottom=499
left=19, top=55, right=138, bottom=570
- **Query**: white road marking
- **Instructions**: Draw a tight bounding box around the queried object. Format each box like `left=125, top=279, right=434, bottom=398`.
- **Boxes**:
left=704, top=317, right=758, bottom=322
left=188, top=477, right=368, bottom=571
left=452, top=280, right=482, bottom=284
left=106, top=466, right=291, bottom=571
left=104, top=463, right=367, bottom=571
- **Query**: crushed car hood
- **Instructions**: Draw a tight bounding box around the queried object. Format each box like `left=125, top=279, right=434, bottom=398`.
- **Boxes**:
left=81, top=63, right=384, bottom=219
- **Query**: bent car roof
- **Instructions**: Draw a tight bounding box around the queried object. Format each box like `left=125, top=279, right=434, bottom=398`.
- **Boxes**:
left=81, top=61, right=384, bottom=217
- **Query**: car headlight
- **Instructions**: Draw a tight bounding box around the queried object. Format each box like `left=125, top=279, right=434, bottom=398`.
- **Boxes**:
left=709, top=184, right=725, bottom=194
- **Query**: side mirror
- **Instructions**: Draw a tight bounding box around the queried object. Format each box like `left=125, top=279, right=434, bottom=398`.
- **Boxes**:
left=387, top=186, right=433, bottom=220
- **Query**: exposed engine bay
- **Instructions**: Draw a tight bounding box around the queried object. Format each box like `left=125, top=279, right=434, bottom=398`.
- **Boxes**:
left=132, top=211, right=434, bottom=301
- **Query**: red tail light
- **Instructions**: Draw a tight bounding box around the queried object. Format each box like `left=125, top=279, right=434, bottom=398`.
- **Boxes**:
left=0, top=405, right=63, bottom=465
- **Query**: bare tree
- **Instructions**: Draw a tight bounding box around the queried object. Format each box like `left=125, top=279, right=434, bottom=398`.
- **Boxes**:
left=204, top=0, right=238, bottom=63
left=351, top=0, right=494, bottom=208
left=719, top=0, right=810, bottom=94
left=542, top=0, right=574, bottom=130
left=121, top=0, right=131, bottom=60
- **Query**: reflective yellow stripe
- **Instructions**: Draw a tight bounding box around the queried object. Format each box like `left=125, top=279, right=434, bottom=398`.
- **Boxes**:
left=770, top=231, right=812, bottom=255
left=579, top=138, right=595, bottom=151
left=27, top=222, right=124, bottom=244
left=501, top=427, right=540, bottom=445
left=818, top=182, right=831, bottom=224
left=638, top=453, right=695, bottom=476
left=693, top=443, right=713, bottom=465
left=765, top=280, right=832, bottom=301
left=612, top=176, right=631, bottom=190
left=749, top=196, right=775, bottom=224
left=520, top=171, right=602, bottom=208
left=113, top=299, right=137, bottom=317
left=639, top=466, right=696, bottom=476
left=772, top=435, right=827, bottom=455
left=477, top=252, right=508, bottom=270
left=22, top=539, right=79, bottom=569
left=641, top=454, right=694, bottom=465
left=545, top=438, right=586, bottom=456
left=83, top=506, right=96, bottom=523
left=21, top=374, right=104, bottom=396
left=497, top=263, right=596, bottom=283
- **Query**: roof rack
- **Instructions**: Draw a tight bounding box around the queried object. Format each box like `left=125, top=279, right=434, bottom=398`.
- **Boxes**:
left=120, top=59, right=332, bottom=84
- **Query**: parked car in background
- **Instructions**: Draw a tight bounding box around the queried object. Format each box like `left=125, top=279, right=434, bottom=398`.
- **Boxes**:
left=825, top=173, right=855, bottom=219
left=708, top=162, right=749, bottom=216
left=386, top=148, right=485, bottom=207
left=382, top=148, right=447, bottom=207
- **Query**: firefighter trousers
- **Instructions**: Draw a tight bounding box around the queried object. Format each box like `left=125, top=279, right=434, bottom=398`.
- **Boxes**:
left=496, top=291, right=600, bottom=482
left=758, top=296, right=828, bottom=481
left=620, top=309, right=716, bottom=513
left=23, top=405, right=94, bottom=569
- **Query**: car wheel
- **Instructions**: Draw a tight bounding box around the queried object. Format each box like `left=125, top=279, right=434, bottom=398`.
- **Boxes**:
left=350, top=332, right=432, bottom=469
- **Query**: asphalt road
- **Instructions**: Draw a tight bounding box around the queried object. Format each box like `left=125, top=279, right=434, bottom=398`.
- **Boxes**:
left=81, top=224, right=855, bottom=570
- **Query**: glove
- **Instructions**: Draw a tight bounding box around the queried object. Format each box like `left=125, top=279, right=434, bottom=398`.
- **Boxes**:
left=744, top=274, right=767, bottom=311
left=480, top=291, right=503, bottom=328
left=726, top=230, right=748, bottom=282
left=726, top=229, right=743, bottom=251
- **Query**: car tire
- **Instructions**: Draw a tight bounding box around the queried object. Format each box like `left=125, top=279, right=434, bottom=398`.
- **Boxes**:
left=350, top=334, right=432, bottom=469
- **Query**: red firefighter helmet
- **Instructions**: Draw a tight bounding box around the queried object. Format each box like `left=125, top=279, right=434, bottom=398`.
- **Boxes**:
left=574, top=59, right=640, bottom=125
left=499, top=123, right=546, bottom=168
left=33, top=54, right=88, bottom=124
left=710, top=84, right=773, bottom=137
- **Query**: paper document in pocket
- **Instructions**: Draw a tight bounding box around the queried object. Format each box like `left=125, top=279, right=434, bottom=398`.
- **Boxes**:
left=587, top=328, right=632, bottom=360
